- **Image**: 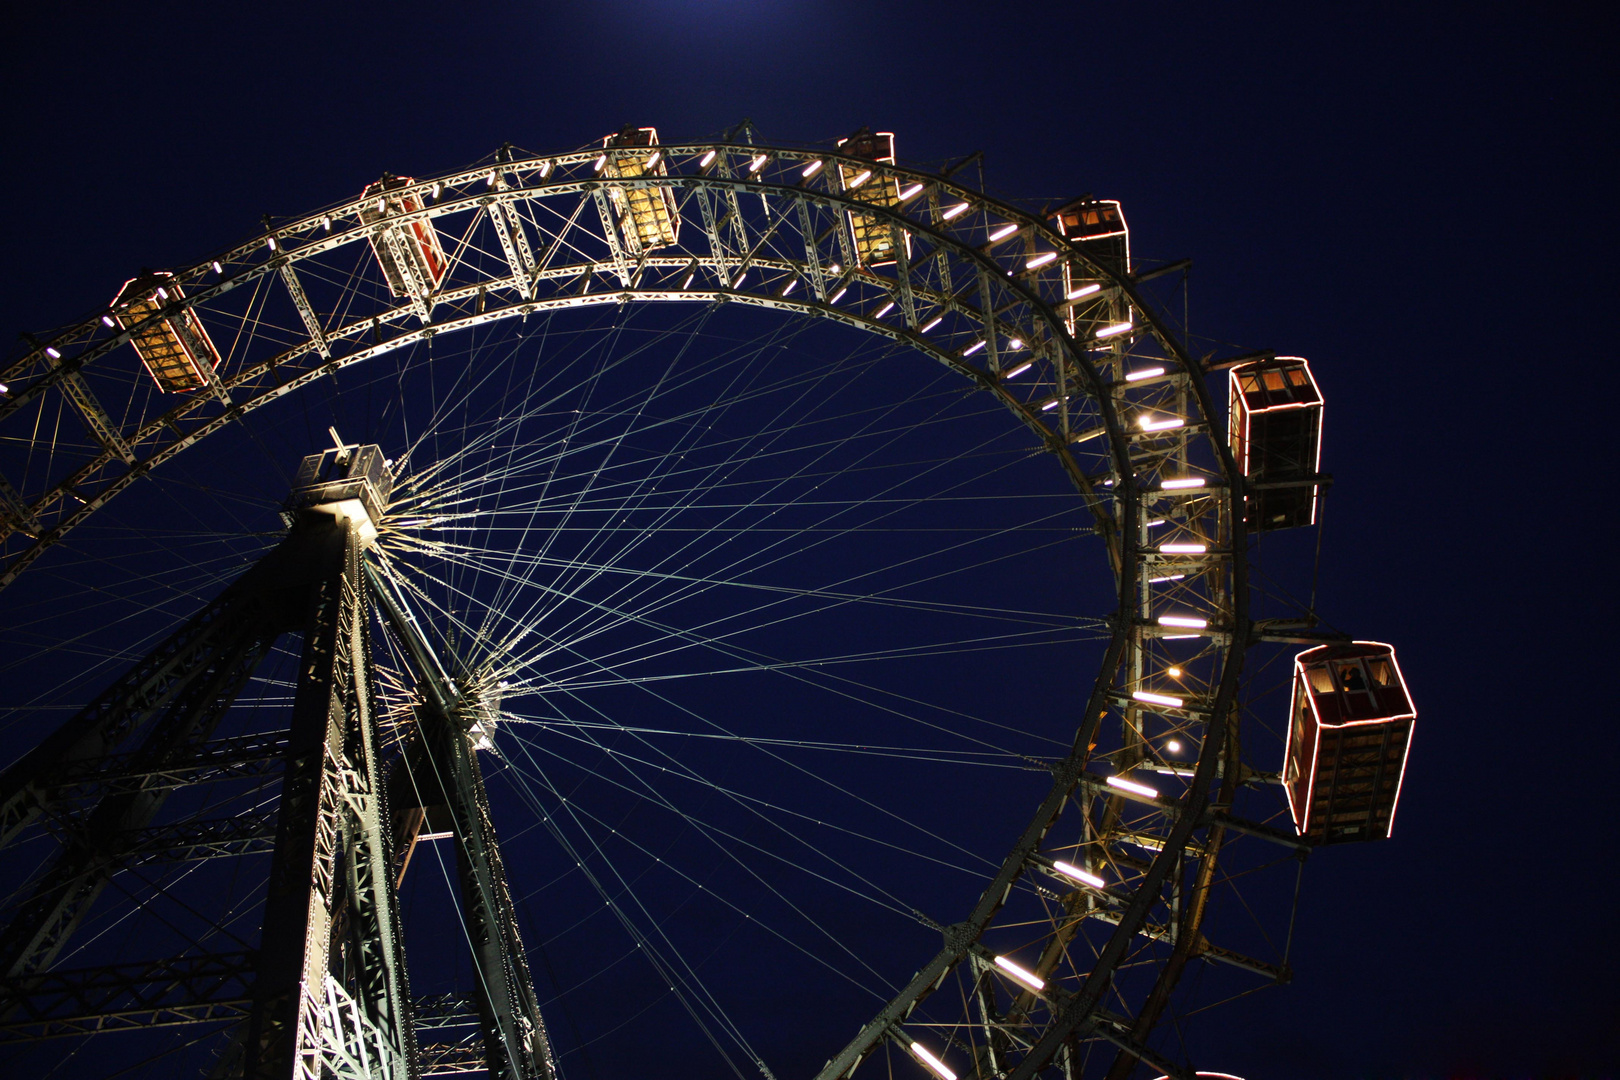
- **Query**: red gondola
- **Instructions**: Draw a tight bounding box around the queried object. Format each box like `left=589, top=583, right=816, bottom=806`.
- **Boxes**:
left=1284, top=641, right=1415, bottom=844
left=360, top=175, right=447, bottom=299
left=1229, top=356, right=1323, bottom=530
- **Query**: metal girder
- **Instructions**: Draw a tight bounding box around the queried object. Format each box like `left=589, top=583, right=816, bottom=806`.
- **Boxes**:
left=245, top=515, right=413, bottom=1080
left=590, top=188, right=632, bottom=286
left=0, top=951, right=255, bottom=1041
left=0, top=547, right=297, bottom=850
left=420, top=1040, right=490, bottom=1076
left=411, top=995, right=479, bottom=1031
left=486, top=199, right=536, bottom=299
left=112, top=812, right=280, bottom=865
left=696, top=186, right=731, bottom=284
left=0, top=608, right=272, bottom=979
left=370, top=570, right=556, bottom=1080
left=278, top=260, right=332, bottom=359
left=56, top=730, right=289, bottom=793
left=0, top=951, right=472, bottom=1046
left=1090, top=1012, right=1191, bottom=1080
left=0, top=467, right=40, bottom=539
left=54, top=363, right=136, bottom=465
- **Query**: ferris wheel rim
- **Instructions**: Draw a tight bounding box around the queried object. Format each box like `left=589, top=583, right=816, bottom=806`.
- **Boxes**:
left=0, top=136, right=1257, bottom=1079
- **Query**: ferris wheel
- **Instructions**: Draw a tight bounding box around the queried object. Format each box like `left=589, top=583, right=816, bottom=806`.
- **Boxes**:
left=0, top=125, right=1416, bottom=1080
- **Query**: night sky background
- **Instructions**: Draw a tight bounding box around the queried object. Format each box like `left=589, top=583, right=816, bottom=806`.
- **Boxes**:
left=2, top=2, right=1615, bottom=1077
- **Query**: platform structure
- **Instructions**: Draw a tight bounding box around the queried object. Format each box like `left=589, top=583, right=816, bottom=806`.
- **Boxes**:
left=0, top=445, right=555, bottom=1080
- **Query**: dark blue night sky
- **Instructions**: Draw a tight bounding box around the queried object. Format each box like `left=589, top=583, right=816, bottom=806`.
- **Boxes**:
left=1, top=3, right=1614, bottom=1077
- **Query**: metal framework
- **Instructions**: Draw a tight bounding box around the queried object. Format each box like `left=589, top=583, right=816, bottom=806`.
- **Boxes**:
left=0, top=131, right=1347, bottom=1078
left=0, top=481, right=556, bottom=1079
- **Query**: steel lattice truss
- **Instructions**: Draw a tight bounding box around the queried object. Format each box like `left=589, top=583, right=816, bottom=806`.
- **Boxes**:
left=0, top=133, right=1326, bottom=1079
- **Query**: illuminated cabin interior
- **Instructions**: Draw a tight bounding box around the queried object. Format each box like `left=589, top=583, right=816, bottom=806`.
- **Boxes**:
left=836, top=129, right=907, bottom=268
left=1051, top=197, right=1130, bottom=278
left=1284, top=642, right=1415, bottom=844
left=1051, top=198, right=1129, bottom=339
left=359, top=175, right=448, bottom=299
left=1229, top=356, right=1323, bottom=530
left=110, top=272, right=222, bottom=393
left=601, top=126, right=680, bottom=251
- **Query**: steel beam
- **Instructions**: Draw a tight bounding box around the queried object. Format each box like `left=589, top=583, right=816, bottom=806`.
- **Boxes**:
left=278, top=260, right=332, bottom=359
left=371, top=573, right=556, bottom=1080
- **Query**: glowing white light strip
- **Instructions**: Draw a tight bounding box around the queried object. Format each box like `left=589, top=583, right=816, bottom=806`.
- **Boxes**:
left=1067, top=283, right=1102, bottom=300
left=1125, top=366, right=1166, bottom=381
left=1158, top=615, right=1209, bottom=628
left=732, top=271, right=746, bottom=288
left=802, top=159, right=823, bottom=178
left=1041, top=398, right=1062, bottom=411
left=900, top=182, right=924, bottom=200
left=1095, top=321, right=1133, bottom=339
left=849, top=169, right=872, bottom=188
left=1139, top=417, right=1185, bottom=432
left=156, top=287, right=170, bottom=300
left=921, top=316, right=943, bottom=333
left=1106, top=775, right=1160, bottom=799
left=211, top=260, right=223, bottom=274
left=647, top=150, right=662, bottom=169
left=45, top=347, right=60, bottom=359
left=101, top=315, right=115, bottom=327
left=1132, top=690, right=1184, bottom=709
left=538, top=160, right=553, bottom=177
left=1051, top=860, right=1105, bottom=889
left=1002, top=360, right=1034, bottom=379
left=1159, top=543, right=1207, bottom=554
left=699, top=150, right=717, bottom=167
left=910, top=1043, right=956, bottom=1080
left=988, top=222, right=1019, bottom=241
left=1027, top=252, right=1058, bottom=269
left=962, top=340, right=986, bottom=356
left=942, top=201, right=971, bottom=220
left=782, top=279, right=798, bottom=295
left=1007, top=337, right=1024, bottom=349
left=1160, top=478, right=1206, bottom=490
left=265, top=237, right=277, bottom=252
left=0, top=382, right=7, bottom=395
left=993, top=955, right=1045, bottom=992
left=1147, top=574, right=1186, bottom=583
left=875, top=302, right=895, bottom=318
left=592, top=154, right=606, bottom=171
left=1145, top=519, right=1166, bottom=527
left=749, top=153, right=768, bottom=173
left=829, top=287, right=848, bottom=304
